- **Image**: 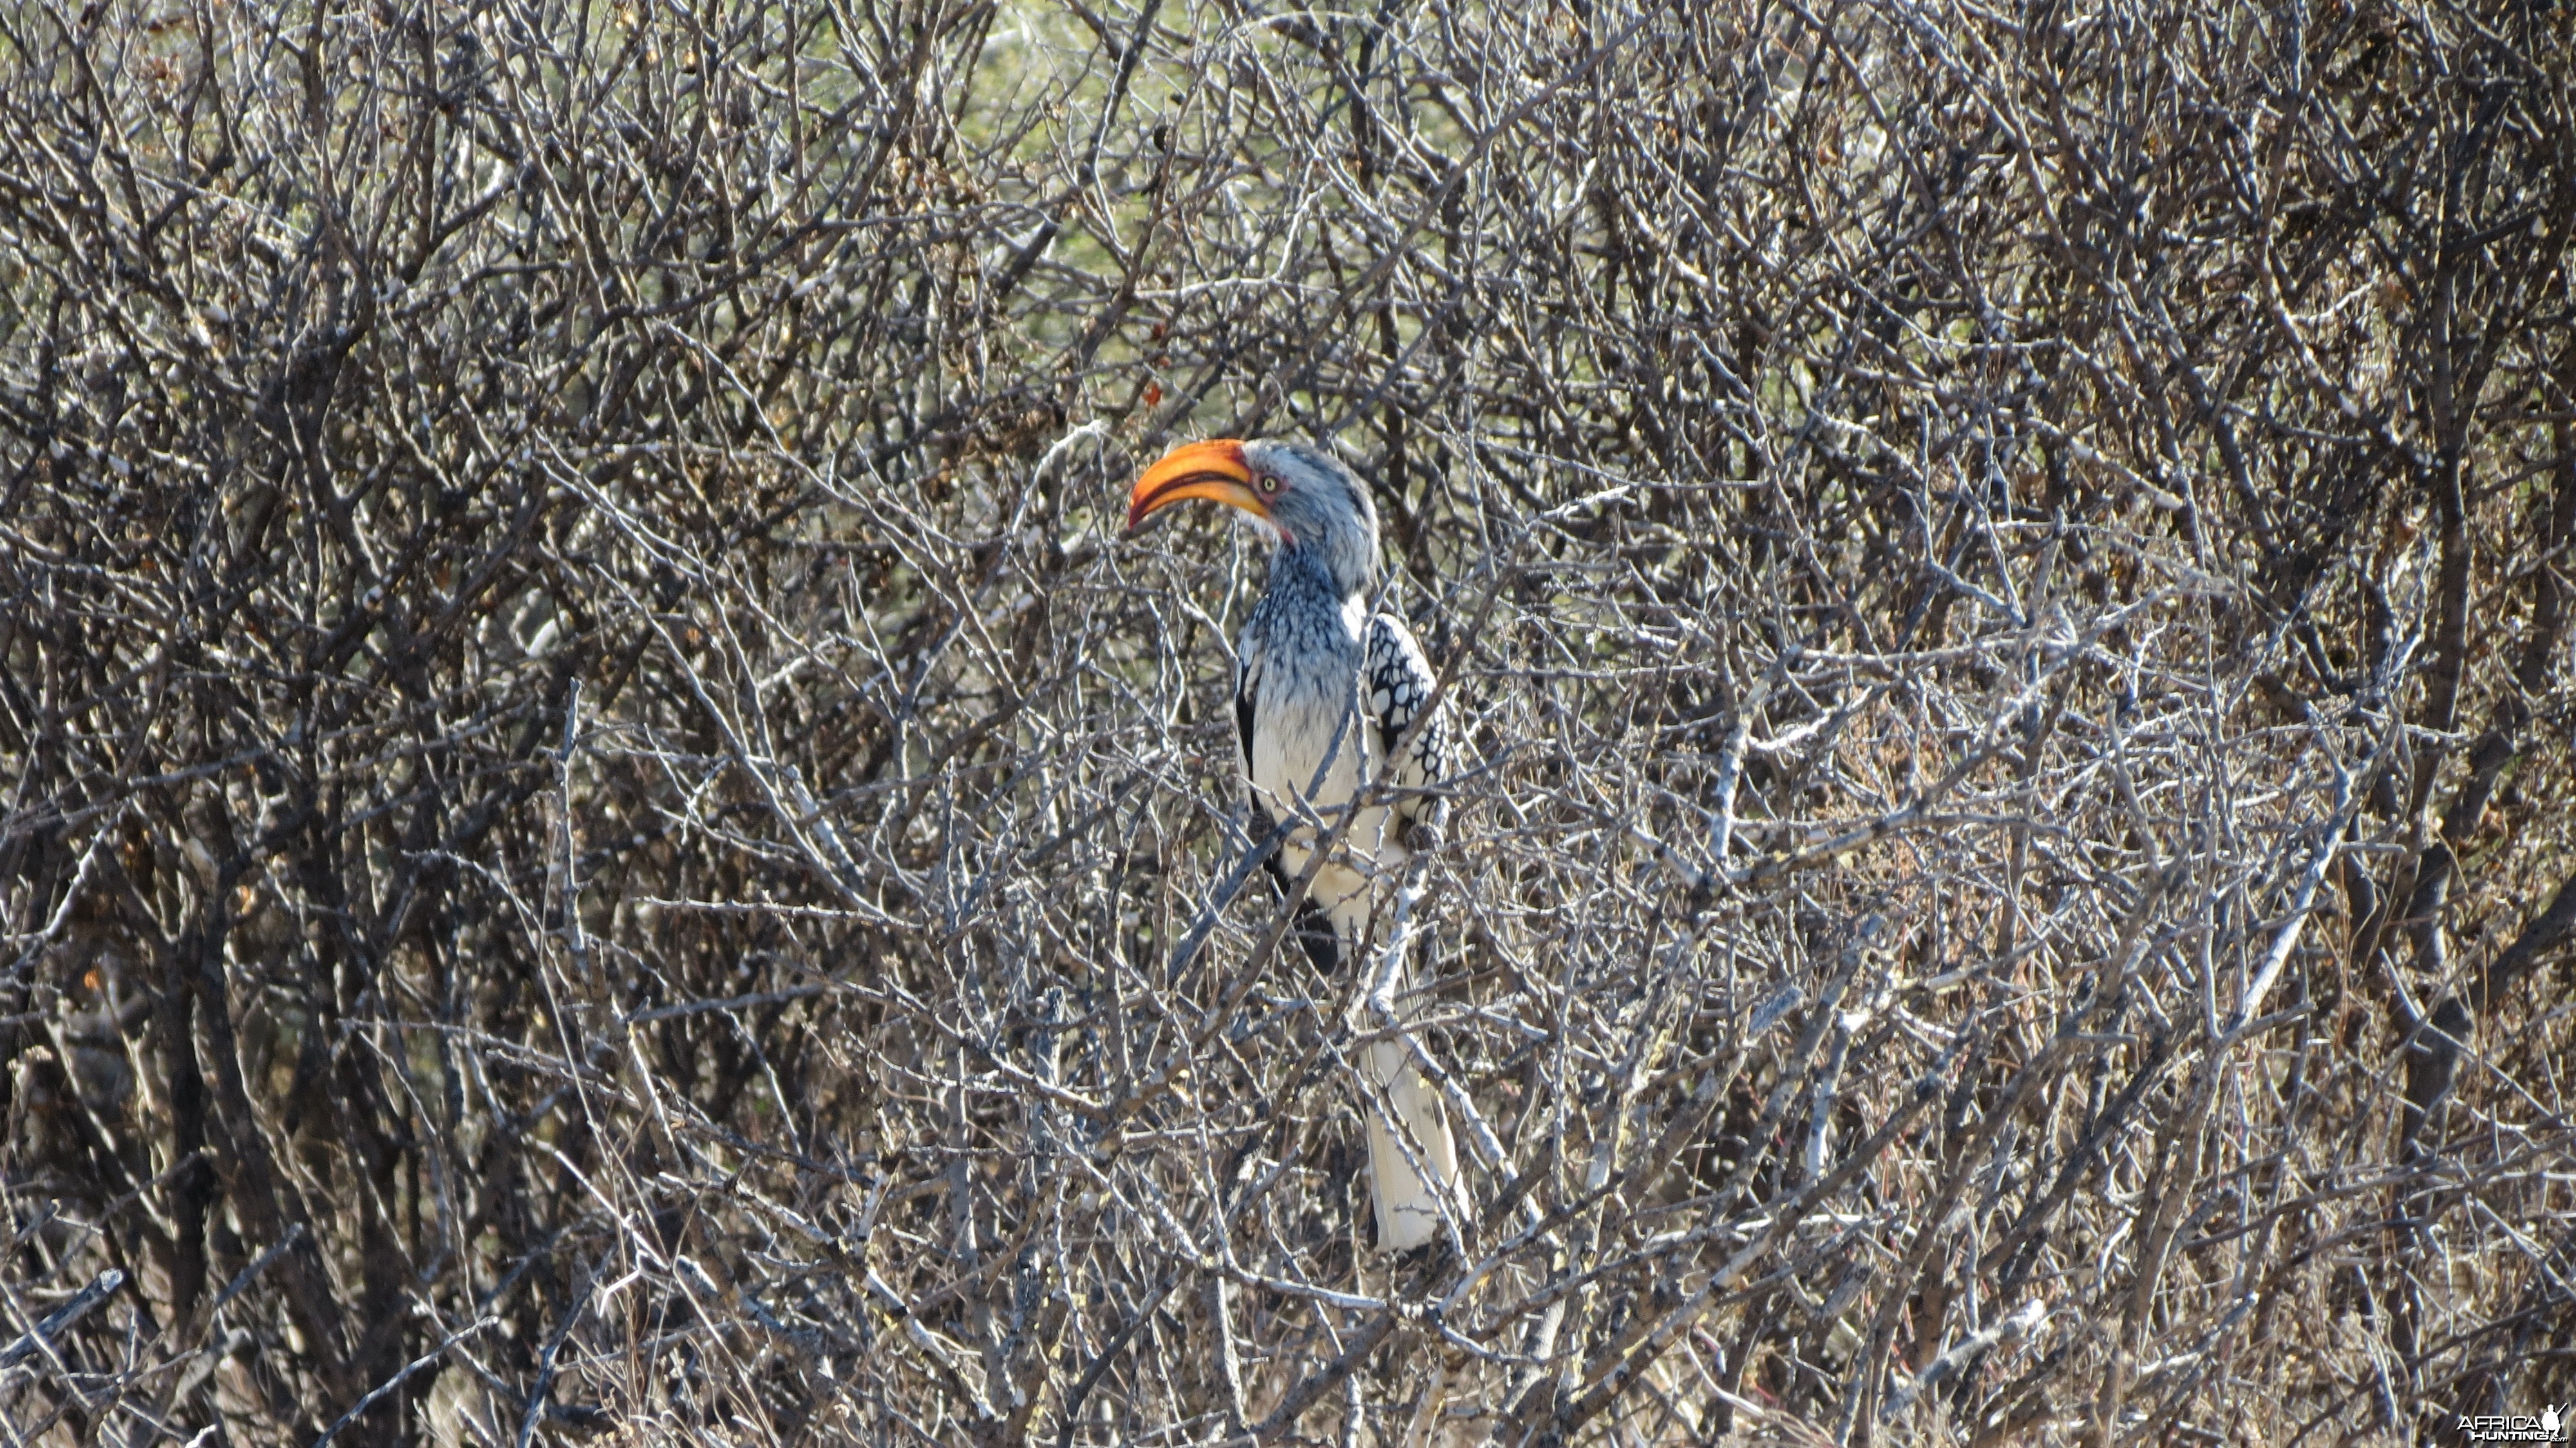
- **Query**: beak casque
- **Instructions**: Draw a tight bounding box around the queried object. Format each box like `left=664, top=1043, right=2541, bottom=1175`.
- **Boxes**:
left=1127, top=439, right=1262, bottom=533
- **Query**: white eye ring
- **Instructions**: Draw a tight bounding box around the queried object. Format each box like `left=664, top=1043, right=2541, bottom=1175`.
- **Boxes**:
left=1256, top=473, right=1280, bottom=494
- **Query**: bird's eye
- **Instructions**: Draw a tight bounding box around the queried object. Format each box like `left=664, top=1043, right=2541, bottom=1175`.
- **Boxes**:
left=1256, top=473, right=1280, bottom=494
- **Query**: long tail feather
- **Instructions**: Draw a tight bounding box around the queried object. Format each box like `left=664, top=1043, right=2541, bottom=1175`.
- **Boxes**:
left=1361, top=1037, right=1461, bottom=1250
left=1334, top=888, right=1460, bottom=1251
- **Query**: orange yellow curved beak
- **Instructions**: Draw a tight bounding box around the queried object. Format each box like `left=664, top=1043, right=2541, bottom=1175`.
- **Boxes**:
left=1127, top=439, right=1262, bottom=533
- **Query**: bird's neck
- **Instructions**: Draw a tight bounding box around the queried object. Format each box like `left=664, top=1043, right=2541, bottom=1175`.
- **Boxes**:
left=1274, top=533, right=1373, bottom=605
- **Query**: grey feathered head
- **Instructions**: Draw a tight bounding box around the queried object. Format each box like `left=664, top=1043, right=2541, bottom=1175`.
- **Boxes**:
left=1126, top=437, right=1380, bottom=597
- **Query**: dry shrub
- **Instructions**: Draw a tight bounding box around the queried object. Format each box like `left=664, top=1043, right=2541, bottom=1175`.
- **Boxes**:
left=1, top=0, right=2571, bottom=1444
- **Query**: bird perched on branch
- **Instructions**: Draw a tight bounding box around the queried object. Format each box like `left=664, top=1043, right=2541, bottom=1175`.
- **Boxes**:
left=1128, top=437, right=1462, bottom=1252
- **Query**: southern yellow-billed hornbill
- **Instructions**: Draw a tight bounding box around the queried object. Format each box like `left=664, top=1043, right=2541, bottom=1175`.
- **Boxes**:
left=1128, top=437, right=1462, bottom=1251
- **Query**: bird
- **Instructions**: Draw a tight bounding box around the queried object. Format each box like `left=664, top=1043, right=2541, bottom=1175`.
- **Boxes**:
left=1128, top=437, right=1463, bottom=1252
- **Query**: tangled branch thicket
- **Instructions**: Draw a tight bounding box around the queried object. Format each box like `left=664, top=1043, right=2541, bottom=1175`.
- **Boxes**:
left=3, top=0, right=2573, bottom=1443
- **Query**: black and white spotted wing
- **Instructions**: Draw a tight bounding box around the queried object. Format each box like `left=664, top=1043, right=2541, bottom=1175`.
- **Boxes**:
left=1363, top=611, right=1448, bottom=821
